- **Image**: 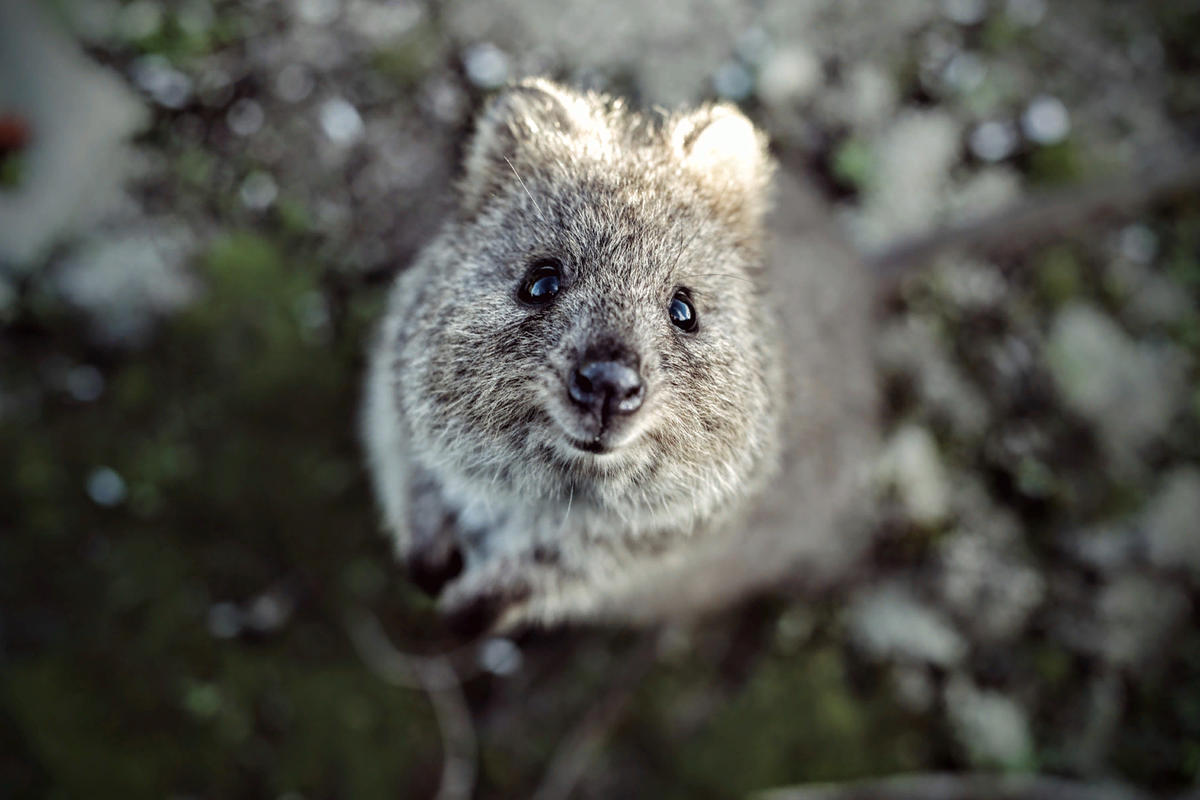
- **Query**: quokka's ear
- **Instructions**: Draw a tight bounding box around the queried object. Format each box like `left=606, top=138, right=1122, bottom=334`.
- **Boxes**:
left=459, top=79, right=582, bottom=217
left=671, top=105, right=774, bottom=240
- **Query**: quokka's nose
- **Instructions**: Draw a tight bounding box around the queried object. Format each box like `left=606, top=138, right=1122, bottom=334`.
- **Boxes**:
left=569, top=360, right=645, bottom=422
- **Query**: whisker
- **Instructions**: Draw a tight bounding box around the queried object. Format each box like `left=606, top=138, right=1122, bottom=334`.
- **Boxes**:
left=675, top=272, right=756, bottom=285
left=504, top=156, right=544, bottom=221
left=561, top=485, right=574, bottom=531
left=667, top=174, right=733, bottom=273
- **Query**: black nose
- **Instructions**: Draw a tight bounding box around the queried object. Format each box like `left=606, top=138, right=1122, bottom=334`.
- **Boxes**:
left=569, top=360, right=645, bottom=421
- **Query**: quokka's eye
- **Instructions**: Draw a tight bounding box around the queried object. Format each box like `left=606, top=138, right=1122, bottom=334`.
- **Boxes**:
left=669, top=290, right=698, bottom=332
left=519, top=259, right=563, bottom=304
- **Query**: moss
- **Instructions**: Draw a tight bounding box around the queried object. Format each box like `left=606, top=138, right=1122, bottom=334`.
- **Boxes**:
left=176, top=148, right=214, bottom=190
left=1034, top=246, right=1083, bottom=306
left=1026, top=139, right=1084, bottom=186
left=276, top=197, right=312, bottom=236
left=1015, top=456, right=1057, bottom=499
left=980, top=15, right=1028, bottom=53
left=668, top=647, right=911, bottom=798
left=371, top=26, right=444, bottom=87
left=5, top=651, right=434, bottom=799
left=133, top=13, right=214, bottom=59
left=831, top=139, right=874, bottom=191
left=1031, top=645, right=1072, bottom=689
left=6, top=6, right=1200, bottom=797
left=0, top=151, right=24, bottom=189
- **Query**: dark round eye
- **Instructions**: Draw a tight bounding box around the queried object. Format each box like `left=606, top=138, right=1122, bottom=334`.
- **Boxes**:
left=669, top=291, right=698, bottom=332
left=519, top=259, right=562, bottom=305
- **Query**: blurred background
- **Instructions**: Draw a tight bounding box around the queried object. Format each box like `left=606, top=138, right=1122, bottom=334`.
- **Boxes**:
left=2, top=0, right=1200, bottom=797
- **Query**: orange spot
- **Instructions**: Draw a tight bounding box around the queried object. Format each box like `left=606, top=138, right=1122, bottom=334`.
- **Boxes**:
left=0, top=115, right=32, bottom=151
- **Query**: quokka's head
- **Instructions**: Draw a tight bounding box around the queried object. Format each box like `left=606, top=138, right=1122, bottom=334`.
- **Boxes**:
left=404, top=79, right=781, bottom=526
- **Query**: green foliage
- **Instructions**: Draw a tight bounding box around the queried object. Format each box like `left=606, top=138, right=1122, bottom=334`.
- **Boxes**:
left=665, top=648, right=915, bottom=797
left=371, top=26, right=445, bottom=87
left=1026, top=139, right=1084, bottom=186
left=0, top=152, right=24, bottom=189
left=980, top=14, right=1028, bottom=53
left=1112, top=632, right=1200, bottom=788
left=1034, top=246, right=1083, bottom=306
left=0, top=219, right=449, bottom=796
left=831, top=139, right=874, bottom=191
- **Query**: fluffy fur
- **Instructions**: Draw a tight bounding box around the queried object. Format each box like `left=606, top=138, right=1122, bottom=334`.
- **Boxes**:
left=364, top=79, right=788, bottom=630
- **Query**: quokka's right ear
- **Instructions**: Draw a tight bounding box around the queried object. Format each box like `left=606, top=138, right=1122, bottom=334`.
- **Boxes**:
left=670, top=105, right=774, bottom=247
left=459, top=79, right=580, bottom=217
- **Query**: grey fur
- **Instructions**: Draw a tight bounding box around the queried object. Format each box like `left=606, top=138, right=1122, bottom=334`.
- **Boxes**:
left=363, top=79, right=876, bottom=630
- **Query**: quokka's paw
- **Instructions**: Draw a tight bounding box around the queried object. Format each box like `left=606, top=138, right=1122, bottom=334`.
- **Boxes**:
left=438, top=565, right=535, bottom=638
left=404, top=476, right=463, bottom=597
left=404, top=537, right=463, bottom=598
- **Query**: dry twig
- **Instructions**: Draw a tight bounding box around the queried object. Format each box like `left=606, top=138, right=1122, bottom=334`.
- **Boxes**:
left=346, top=610, right=478, bottom=800
left=870, top=158, right=1200, bottom=296
left=757, top=772, right=1157, bottom=800
left=530, top=629, right=662, bottom=800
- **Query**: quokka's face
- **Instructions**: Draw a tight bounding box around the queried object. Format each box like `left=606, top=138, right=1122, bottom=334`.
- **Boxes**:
left=403, top=81, right=778, bottom=517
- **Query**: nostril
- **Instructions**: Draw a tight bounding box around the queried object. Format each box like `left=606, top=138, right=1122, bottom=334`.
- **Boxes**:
left=570, top=369, right=595, bottom=406
left=574, top=371, right=593, bottom=396
left=613, top=380, right=644, bottom=414
left=569, top=360, right=644, bottom=418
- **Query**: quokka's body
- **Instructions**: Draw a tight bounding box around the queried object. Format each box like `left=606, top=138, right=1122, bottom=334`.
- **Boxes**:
left=363, top=80, right=877, bottom=631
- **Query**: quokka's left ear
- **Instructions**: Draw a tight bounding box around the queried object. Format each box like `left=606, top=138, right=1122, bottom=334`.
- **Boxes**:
left=458, top=79, right=583, bottom=218
left=671, top=105, right=775, bottom=243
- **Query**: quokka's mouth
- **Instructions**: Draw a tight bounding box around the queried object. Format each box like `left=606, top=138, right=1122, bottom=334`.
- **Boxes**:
left=567, top=436, right=609, bottom=454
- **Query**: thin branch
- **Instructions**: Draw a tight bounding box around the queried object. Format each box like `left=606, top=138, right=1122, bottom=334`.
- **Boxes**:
left=756, top=773, right=1158, bottom=800
left=869, top=158, right=1200, bottom=296
left=530, top=629, right=662, bottom=800
left=346, top=610, right=478, bottom=800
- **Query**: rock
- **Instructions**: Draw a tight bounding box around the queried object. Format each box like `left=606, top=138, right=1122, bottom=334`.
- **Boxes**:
left=440, top=0, right=753, bottom=106
left=54, top=222, right=200, bottom=347
left=942, top=0, right=988, bottom=26
left=877, top=317, right=990, bottom=439
left=1066, top=670, right=1123, bottom=777
left=1044, top=302, right=1185, bottom=468
left=1143, top=467, right=1200, bottom=581
left=0, top=1, right=147, bottom=268
left=131, top=55, right=194, bottom=109
left=1006, top=0, right=1046, bottom=26
left=969, top=120, right=1019, bottom=162
left=844, top=63, right=898, bottom=131
left=1021, top=95, right=1071, bottom=145
left=945, top=674, right=1034, bottom=771
left=849, top=585, right=967, bottom=668
left=877, top=424, right=952, bottom=527
left=1059, top=524, right=1140, bottom=576
left=0, top=276, right=15, bottom=323
left=813, top=61, right=897, bottom=133
left=945, top=167, right=1022, bottom=226
left=939, top=530, right=1045, bottom=642
left=949, top=476, right=1023, bottom=547
left=931, top=257, right=1009, bottom=313
left=479, top=637, right=522, bottom=676
left=892, top=663, right=936, bottom=713
left=1104, top=252, right=1155, bottom=301
left=462, top=42, right=511, bottom=90
left=1125, top=275, right=1193, bottom=329
left=344, top=0, right=424, bottom=43
left=319, top=98, right=365, bottom=146
left=855, top=110, right=962, bottom=249
left=1118, top=224, right=1159, bottom=265
left=712, top=59, right=755, bottom=101
left=757, top=45, right=823, bottom=109
left=1098, top=574, right=1190, bottom=669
